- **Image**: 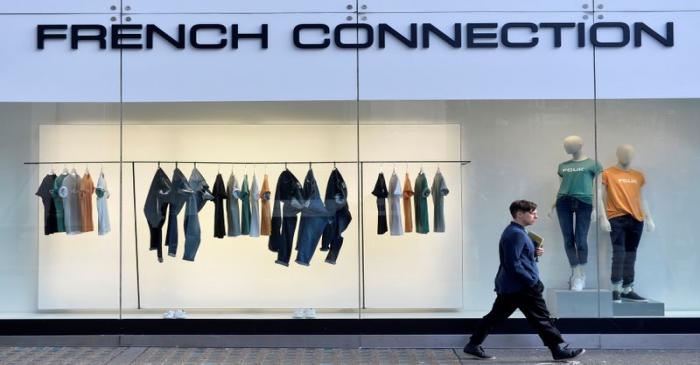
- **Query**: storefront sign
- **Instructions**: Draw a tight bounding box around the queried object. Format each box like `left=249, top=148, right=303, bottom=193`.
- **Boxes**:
left=36, top=22, right=674, bottom=50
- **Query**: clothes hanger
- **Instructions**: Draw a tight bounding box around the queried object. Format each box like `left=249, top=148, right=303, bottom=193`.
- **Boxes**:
left=62, top=164, right=68, bottom=175
left=49, top=165, right=55, bottom=175
left=71, top=164, right=77, bottom=175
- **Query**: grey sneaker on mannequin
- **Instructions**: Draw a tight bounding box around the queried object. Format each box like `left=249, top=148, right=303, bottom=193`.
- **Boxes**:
left=621, top=290, right=648, bottom=302
left=612, top=290, right=622, bottom=303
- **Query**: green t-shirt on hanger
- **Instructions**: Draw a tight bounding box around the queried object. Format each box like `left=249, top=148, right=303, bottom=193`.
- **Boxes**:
left=240, top=174, right=251, bottom=235
left=557, top=158, right=603, bottom=205
left=414, top=171, right=430, bottom=234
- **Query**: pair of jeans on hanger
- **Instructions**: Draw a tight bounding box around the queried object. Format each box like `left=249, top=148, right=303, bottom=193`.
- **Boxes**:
left=144, top=167, right=171, bottom=263
left=320, top=168, right=351, bottom=264
left=555, top=196, right=593, bottom=266
left=268, top=169, right=305, bottom=266
left=295, top=169, right=330, bottom=266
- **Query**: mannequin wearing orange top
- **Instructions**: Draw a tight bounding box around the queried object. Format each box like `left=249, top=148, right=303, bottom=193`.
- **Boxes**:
left=597, top=145, right=655, bottom=303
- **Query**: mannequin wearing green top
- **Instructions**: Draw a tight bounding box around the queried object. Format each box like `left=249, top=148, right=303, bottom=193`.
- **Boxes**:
left=549, top=135, right=602, bottom=291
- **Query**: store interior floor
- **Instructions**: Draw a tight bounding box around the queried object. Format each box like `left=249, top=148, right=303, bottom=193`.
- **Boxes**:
left=0, top=346, right=698, bottom=364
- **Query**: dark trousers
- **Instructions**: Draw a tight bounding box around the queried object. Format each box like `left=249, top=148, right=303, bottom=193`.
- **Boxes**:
left=555, top=196, right=593, bottom=266
left=469, top=283, right=565, bottom=348
left=610, top=215, right=644, bottom=287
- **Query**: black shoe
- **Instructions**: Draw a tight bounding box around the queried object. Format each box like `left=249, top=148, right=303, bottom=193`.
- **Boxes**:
left=550, top=343, right=585, bottom=361
left=463, top=343, right=495, bottom=360
left=621, top=290, right=648, bottom=302
left=612, top=290, right=621, bottom=302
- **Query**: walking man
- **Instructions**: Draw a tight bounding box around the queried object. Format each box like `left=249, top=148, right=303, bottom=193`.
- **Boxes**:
left=463, top=200, right=585, bottom=361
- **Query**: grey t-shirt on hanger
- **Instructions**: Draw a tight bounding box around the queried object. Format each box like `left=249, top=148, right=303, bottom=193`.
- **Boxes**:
left=226, top=173, right=242, bottom=237
left=431, top=171, right=449, bottom=233
left=95, top=172, right=111, bottom=235
left=249, top=174, right=261, bottom=237
left=388, top=172, right=404, bottom=236
left=59, top=173, right=82, bottom=235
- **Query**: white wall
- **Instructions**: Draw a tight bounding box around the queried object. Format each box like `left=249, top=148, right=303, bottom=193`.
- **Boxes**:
left=0, top=103, right=120, bottom=315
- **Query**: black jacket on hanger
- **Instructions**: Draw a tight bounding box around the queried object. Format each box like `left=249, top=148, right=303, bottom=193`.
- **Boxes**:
left=212, top=173, right=227, bottom=239
left=268, top=169, right=305, bottom=266
left=320, top=168, right=352, bottom=264
left=372, top=172, right=389, bottom=235
left=144, top=167, right=172, bottom=262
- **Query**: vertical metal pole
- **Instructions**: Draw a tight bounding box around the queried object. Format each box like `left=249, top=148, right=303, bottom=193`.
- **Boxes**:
left=360, top=162, right=366, bottom=310
left=132, top=162, right=141, bottom=309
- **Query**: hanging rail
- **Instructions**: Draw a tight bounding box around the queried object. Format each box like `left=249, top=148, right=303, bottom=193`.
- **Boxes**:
left=24, top=159, right=471, bottom=165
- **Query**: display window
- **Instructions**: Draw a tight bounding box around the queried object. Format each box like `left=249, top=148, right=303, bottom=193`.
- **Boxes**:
left=1, top=4, right=698, bottom=325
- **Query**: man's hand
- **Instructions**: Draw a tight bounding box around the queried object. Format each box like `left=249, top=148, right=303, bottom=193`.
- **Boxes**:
left=536, top=247, right=544, bottom=257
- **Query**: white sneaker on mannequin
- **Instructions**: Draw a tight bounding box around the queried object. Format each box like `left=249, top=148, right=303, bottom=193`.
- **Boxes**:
left=569, top=265, right=578, bottom=290
left=571, top=265, right=585, bottom=291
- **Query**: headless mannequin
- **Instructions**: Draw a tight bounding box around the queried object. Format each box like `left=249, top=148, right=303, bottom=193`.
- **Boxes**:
left=598, top=144, right=655, bottom=300
left=597, top=145, right=655, bottom=232
left=550, top=136, right=600, bottom=291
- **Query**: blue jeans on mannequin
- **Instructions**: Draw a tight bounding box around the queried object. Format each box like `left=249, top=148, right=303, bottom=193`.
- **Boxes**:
left=555, top=196, right=593, bottom=267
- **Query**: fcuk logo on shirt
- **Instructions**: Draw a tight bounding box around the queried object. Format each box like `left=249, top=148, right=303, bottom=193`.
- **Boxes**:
left=617, top=178, right=638, bottom=184
left=562, top=167, right=585, bottom=173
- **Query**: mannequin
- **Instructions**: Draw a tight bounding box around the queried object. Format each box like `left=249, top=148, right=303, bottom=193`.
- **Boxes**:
left=549, top=135, right=602, bottom=291
left=598, top=144, right=655, bottom=303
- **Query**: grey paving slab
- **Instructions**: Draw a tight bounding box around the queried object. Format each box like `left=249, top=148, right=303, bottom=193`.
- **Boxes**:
left=456, top=348, right=700, bottom=365
left=0, top=346, right=125, bottom=365
left=1, top=347, right=699, bottom=365
left=107, top=347, right=147, bottom=365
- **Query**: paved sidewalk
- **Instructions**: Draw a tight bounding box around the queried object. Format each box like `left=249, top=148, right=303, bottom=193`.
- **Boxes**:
left=1, top=347, right=698, bottom=364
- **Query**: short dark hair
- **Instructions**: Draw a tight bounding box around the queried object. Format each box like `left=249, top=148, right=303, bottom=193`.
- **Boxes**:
left=510, top=200, right=537, bottom=218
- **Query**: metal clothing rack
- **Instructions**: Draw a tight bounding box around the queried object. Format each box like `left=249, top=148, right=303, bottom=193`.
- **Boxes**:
left=25, top=159, right=470, bottom=310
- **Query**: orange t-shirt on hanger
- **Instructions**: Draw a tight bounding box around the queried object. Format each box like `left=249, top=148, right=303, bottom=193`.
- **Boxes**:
left=602, top=166, right=646, bottom=222
left=79, top=173, right=95, bottom=232
left=402, top=173, right=414, bottom=233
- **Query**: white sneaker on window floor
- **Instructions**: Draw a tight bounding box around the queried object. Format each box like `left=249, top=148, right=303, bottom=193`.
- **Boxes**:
left=292, top=308, right=306, bottom=319
left=304, top=308, right=316, bottom=319
left=173, top=309, right=187, bottom=319
left=571, top=277, right=584, bottom=291
left=162, top=310, right=175, bottom=319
